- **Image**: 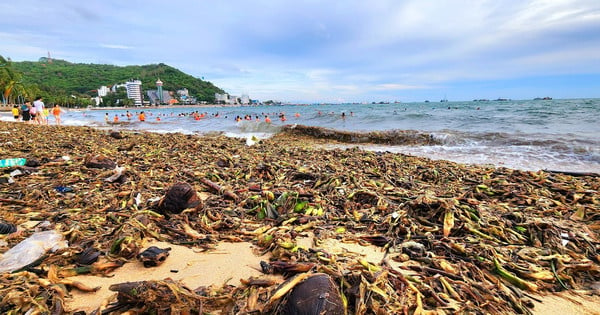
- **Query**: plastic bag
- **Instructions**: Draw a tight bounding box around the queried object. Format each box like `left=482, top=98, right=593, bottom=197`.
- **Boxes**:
left=0, top=230, right=68, bottom=273
left=0, top=158, right=26, bottom=168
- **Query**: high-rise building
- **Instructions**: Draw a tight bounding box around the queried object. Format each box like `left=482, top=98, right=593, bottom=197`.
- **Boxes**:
left=125, top=80, right=143, bottom=106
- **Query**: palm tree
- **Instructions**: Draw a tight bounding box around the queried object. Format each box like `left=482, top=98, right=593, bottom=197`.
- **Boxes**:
left=0, top=55, right=38, bottom=105
left=0, top=55, right=22, bottom=105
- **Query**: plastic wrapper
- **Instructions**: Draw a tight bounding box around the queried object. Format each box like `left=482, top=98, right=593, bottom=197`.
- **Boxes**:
left=0, top=230, right=68, bottom=273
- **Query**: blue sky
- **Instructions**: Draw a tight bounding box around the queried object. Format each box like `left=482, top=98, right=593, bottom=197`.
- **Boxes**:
left=1, top=0, right=599, bottom=103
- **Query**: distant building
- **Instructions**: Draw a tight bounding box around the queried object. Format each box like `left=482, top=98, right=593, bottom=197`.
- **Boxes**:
left=228, top=95, right=238, bottom=105
left=125, top=80, right=143, bottom=106
left=91, top=96, right=102, bottom=106
left=177, top=88, right=195, bottom=104
left=147, top=90, right=172, bottom=105
left=240, top=94, right=250, bottom=105
left=98, top=86, right=109, bottom=97
left=215, top=93, right=242, bottom=105
left=177, top=88, right=189, bottom=98
left=215, top=93, right=228, bottom=104
left=111, top=83, right=126, bottom=93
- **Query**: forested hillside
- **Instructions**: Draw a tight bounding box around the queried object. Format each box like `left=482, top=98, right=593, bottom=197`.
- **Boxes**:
left=12, top=58, right=225, bottom=102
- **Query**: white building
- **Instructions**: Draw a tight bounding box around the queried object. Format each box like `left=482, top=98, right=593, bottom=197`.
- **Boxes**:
left=240, top=94, right=250, bottom=105
left=111, top=83, right=126, bottom=93
left=125, top=80, right=143, bottom=106
left=215, top=93, right=228, bottom=103
left=98, top=86, right=110, bottom=97
left=177, top=88, right=189, bottom=98
left=91, top=96, right=102, bottom=106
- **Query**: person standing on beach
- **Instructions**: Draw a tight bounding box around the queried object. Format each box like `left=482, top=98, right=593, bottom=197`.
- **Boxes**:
left=51, top=104, right=63, bottom=125
left=42, top=107, right=49, bottom=125
left=29, top=103, right=38, bottom=124
left=11, top=105, right=20, bottom=121
left=33, top=96, right=46, bottom=125
left=20, top=101, right=31, bottom=123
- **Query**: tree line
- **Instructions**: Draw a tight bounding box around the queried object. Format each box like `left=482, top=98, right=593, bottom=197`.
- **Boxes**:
left=1, top=55, right=226, bottom=108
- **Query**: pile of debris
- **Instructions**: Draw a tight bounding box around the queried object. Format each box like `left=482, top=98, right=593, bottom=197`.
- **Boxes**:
left=0, top=123, right=598, bottom=314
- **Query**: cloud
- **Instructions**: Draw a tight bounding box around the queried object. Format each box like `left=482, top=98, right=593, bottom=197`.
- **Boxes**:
left=99, top=44, right=134, bottom=50
left=373, top=84, right=431, bottom=91
left=1, top=0, right=599, bottom=102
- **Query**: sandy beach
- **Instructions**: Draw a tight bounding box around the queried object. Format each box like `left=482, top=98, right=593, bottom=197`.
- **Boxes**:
left=1, top=121, right=599, bottom=314
left=66, top=238, right=600, bottom=314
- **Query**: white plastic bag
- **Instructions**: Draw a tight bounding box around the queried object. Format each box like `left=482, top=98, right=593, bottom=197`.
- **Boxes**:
left=0, top=230, right=68, bottom=273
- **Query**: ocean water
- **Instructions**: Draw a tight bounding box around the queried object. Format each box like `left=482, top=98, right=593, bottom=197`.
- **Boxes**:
left=2, top=98, right=599, bottom=173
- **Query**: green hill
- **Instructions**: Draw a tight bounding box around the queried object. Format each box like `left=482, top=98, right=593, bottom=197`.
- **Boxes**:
left=12, top=58, right=226, bottom=103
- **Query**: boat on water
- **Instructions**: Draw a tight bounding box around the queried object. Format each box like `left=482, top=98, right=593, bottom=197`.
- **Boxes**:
left=533, top=97, right=552, bottom=100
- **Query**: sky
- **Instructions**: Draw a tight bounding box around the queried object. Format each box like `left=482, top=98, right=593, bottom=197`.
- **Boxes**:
left=1, top=0, right=599, bottom=103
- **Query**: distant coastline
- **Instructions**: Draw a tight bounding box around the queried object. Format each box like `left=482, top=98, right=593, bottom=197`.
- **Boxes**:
left=0, top=103, right=248, bottom=112
left=86, top=104, right=233, bottom=111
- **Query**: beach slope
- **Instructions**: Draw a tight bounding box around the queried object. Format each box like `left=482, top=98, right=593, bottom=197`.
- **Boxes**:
left=0, top=122, right=598, bottom=314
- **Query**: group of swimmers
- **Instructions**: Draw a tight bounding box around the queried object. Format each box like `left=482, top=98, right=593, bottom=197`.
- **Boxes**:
left=105, top=110, right=152, bottom=123
left=11, top=97, right=64, bottom=125
left=100, top=109, right=352, bottom=125
left=234, top=112, right=299, bottom=123
left=106, top=110, right=214, bottom=123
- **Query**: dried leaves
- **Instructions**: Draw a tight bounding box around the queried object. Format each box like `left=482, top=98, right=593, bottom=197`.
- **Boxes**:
left=0, top=122, right=599, bottom=314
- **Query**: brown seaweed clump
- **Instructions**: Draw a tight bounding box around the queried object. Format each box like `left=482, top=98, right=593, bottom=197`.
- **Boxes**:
left=0, top=122, right=599, bottom=315
left=84, top=154, right=117, bottom=169
left=107, top=279, right=202, bottom=314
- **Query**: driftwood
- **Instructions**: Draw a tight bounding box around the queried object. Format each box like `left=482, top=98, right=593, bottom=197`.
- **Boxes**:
left=200, top=178, right=240, bottom=201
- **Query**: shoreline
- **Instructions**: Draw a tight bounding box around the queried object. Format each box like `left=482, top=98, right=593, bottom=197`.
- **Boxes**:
left=1, top=122, right=599, bottom=314
left=2, top=115, right=600, bottom=175
left=2, top=115, right=598, bottom=175
left=0, top=103, right=251, bottom=112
